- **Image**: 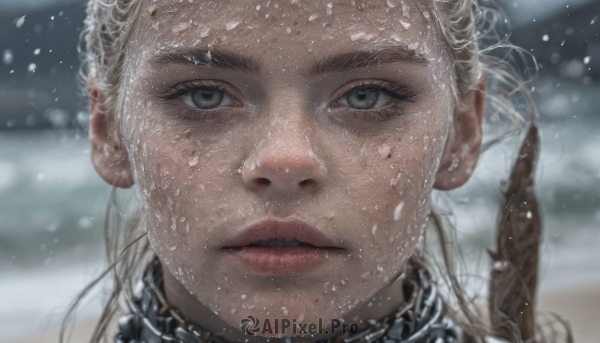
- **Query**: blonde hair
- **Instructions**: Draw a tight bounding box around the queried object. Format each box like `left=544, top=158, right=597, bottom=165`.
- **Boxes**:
left=62, top=1, right=561, bottom=342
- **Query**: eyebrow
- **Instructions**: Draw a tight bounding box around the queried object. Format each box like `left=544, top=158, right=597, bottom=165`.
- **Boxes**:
left=306, top=46, right=429, bottom=76
left=149, top=47, right=261, bottom=75
left=148, top=45, right=428, bottom=76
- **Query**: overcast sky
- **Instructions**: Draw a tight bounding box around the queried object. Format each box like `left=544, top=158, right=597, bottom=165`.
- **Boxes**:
left=1, top=0, right=596, bottom=25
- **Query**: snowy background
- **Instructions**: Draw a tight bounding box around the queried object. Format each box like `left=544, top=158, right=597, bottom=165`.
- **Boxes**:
left=0, top=0, right=599, bottom=341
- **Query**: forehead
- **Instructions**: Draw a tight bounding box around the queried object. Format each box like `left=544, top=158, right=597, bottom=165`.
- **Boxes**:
left=131, top=0, right=442, bottom=71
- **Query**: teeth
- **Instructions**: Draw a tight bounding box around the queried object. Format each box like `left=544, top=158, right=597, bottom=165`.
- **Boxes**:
left=256, top=239, right=302, bottom=247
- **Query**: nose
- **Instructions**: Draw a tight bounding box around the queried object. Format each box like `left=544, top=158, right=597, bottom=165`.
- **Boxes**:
left=242, top=120, right=327, bottom=193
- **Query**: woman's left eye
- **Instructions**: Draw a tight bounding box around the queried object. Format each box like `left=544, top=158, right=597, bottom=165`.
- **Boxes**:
left=182, top=87, right=233, bottom=109
left=339, top=88, right=391, bottom=110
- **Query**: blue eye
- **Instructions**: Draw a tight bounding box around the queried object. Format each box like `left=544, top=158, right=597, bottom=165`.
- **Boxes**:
left=340, top=88, right=391, bottom=110
left=183, top=87, right=233, bottom=109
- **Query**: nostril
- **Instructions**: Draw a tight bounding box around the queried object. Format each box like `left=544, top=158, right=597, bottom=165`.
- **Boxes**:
left=255, top=178, right=271, bottom=187
left=299, top=179, right=316, bottom=188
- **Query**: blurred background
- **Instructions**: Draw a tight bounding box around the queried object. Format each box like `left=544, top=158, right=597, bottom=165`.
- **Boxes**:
left=0, top=0, right=598, bottom=342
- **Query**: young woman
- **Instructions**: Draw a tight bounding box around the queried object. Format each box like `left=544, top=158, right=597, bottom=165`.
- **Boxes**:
left=65, top=0, right=563, bottom=342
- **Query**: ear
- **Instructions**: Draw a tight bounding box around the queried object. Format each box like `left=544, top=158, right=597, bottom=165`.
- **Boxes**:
left=434, top=76, right=486, bottom=190
left=89, top=81, right=135, bottom=188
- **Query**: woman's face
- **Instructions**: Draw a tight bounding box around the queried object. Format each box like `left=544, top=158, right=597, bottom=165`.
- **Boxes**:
left=91, top=0, right=483, bottom=336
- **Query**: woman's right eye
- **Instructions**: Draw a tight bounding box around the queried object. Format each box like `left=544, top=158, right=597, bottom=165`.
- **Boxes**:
left=182, top=87, right=234, bottom=110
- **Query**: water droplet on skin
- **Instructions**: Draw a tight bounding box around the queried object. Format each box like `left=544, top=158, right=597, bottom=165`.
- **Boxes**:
left=526, top=211, right=532, bottom=219
left=33, top=48, right=40, bottom=55
left=408, top=42, right=418, bottom=50
left=147, top=5, right=158, bottom=16
left=401, top=1, right=410, bottom=17
left=393, top=202, right=404, bottom=221
left=332, top=285, right=337, bottom=291
left=371, top=224, right=377, bottom=236
left=400, top=20, right=410, bottom=29
left=350, top=32, right=376, bottom=41
left=188, top=156, right=199, bottom=167
left=309, top=14, right=319, bottom=21
left=286, top=27, right=291, bottom=34
left=326, top=3, right=333, bottom=15
left=281, top=307, right=288, bottom=316
left=200, top=27, right=211, bottom=38
left=387, top=0, right=396, bottom=8
left=28, top=63, right=36, bottom=72
left=378, top=144, right=391, bottom=158
left=173, top=22, right=190, bottom=33
left=241, top=294, right=246, bottom=299
left=542, top=34, right=549, bottom=42
left=170, top=246, right=176, bottom=251
left=226, top=21, right=240, bottom=31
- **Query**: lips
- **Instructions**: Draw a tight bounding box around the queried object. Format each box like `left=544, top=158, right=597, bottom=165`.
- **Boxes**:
left=223, top=218, right=342, bottom=275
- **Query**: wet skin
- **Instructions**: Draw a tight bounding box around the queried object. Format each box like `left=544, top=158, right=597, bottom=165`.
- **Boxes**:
left=89, top=0, right=484, bottom=342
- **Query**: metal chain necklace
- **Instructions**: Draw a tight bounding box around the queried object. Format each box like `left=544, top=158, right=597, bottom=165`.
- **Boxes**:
left=116, top=259, right=461, bottom=343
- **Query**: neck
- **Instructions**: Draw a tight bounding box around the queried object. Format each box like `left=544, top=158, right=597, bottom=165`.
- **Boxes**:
left=163, top=269, right=407, bottom=343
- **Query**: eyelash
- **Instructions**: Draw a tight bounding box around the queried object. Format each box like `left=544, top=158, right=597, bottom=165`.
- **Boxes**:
left=156, top=80, right=417, bottom=121
left=156, top=80, right=233, bottom=101
left=332, top=80, right=418, bottom=121
left=156, top=80, right=241, bottom=120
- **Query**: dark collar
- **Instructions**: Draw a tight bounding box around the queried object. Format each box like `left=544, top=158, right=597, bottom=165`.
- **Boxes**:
left=116, top=259, right=461, bottom=343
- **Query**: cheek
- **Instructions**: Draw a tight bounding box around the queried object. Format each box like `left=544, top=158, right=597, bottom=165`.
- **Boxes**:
left=335, top=117, right=448, bottom=276
left=124, top=115, right=253, bottom=262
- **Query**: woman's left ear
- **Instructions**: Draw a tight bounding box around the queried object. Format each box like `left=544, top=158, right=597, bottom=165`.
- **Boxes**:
left=434, top=77, right=486, bottom=190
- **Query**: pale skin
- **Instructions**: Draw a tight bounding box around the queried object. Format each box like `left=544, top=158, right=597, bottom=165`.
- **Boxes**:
left=89, top=1, right=484, bottom=342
